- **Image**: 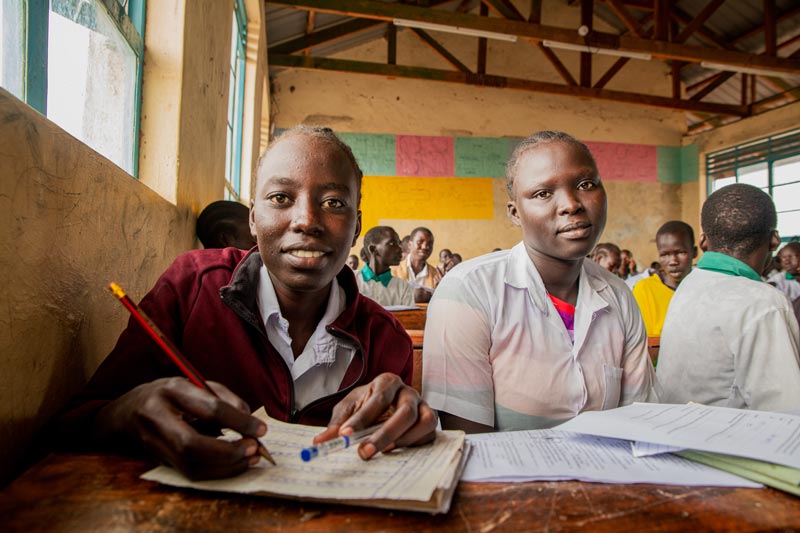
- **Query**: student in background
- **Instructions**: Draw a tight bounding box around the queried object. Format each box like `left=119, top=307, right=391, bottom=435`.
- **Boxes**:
left=196, top=200, right=257, bottom=250
left=56, top=126, right=436, bottom=479
left=591, top=242, right=622, bottom=274
left=392, top=227, right=442, bottom=303
left=400, top=235, right=411, bottom=263
left=618, top=249, right=638, bottom=279
left=346, top=254, right=359, bottom=270
left=658, top=184, right=800, bottom=410
left=423, top=131, right=656, bottom=433
left=767, top=242, right=800, bottom=325
left=632, top=221, right=697, bottom=338
left=437, top=248, right=453, bottom=276
left=356, top=226, right=414, bottom=307
left=442, top=253, right=463, bottom=275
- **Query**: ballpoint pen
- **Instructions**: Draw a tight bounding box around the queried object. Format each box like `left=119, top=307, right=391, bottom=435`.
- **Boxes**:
left=300, top=424, right=383, bottom=462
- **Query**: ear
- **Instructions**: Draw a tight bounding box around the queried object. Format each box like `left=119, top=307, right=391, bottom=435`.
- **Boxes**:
left=691, top=246, right=698, bottom=259
left=507, top=200, right=521, bottom=227
left=352, top=210, right=362, bottom=247
left=769, top=230, right=780, bottom=252
left=699, top=233, right=709, bottom=252
left=249, top=200, right=257, bottom=239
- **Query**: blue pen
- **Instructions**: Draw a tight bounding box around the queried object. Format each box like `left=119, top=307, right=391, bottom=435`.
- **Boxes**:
left=300, top=424, right=383, bottom=462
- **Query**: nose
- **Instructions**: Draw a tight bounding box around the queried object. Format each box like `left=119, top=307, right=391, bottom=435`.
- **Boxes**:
left=289, top=197, right=323, bottom=235
left=557, top=189, right=584, bottom=215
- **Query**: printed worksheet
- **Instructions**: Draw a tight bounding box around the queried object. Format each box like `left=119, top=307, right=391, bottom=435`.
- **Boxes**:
left=559, top=403, right=800, bottom=469
left=142, top=409, right=465, bottom=504
left=462, top=429, right=759, bottom=487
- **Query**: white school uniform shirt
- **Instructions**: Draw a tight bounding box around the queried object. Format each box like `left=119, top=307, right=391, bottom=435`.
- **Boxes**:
left=256, top=265, right=356, bottom=411
left=422, top=242, right=658, bottom=431
left=658, top=268, right=800, bottom=411
left=355, top=270, right=415, bottom=307
left=767, top=271, right=800, bottom=325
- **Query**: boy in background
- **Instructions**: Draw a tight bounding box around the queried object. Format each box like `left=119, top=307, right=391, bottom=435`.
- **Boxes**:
left=356, top=226, right=414, bottom=307
left=658, top=184, right=800, bottom=410
left=767, top=242, right=800, bottom=325
left=591, top=242, right=622, bottom=274
left=632, top=221, right=697, bottom=338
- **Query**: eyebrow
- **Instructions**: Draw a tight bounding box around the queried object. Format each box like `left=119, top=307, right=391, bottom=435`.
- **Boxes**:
left=262, top=177, right=353, bottom=193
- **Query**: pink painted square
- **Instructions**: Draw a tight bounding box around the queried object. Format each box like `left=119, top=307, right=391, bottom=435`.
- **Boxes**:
left=584, top=141, right=658, bottom=182
left=396, top=135, right=455, bottom=177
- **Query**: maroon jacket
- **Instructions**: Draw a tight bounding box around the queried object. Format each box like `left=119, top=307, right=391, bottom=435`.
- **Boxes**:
left=57, top=247, right=412, bottom=446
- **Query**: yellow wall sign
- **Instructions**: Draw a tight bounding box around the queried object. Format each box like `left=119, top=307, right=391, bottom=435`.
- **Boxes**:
left=360, top=176, right=495, bottom=231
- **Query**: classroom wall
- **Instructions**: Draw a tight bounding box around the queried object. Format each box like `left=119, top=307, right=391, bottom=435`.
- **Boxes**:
left=268, top=0, right=692, bottom=268
left=0, top=0, right=260, bottom=486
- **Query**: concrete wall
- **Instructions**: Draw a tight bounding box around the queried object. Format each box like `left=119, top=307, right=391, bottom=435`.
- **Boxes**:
left=0, top=0, right=265, bottom=485
left=269, top=0, right=689, bottom=267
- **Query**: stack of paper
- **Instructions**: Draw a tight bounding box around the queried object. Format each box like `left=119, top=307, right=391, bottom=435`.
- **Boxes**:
left=142, top=409, right=468, bottom=514
left=558, top=403, right=800, bottom=495
left=462, top=429, right=759, bottom=487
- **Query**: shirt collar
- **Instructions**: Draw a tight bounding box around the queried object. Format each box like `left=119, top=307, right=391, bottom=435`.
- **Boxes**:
left=697, top=251, right=762, bottom=282
left=787, top=272, right=795, bottom=280
left=361, top=263, right=393, bottom=287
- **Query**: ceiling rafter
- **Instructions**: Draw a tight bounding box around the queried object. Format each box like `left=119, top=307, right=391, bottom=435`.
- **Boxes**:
left=268, top=53, right=749, bottom=116
left=409, top=28, right=471, bottom=72
left=605, top=0, right=645, bottom=38
left=673, top=0, right=725, bottom=44
left=266, top=0, right=800, bottom=74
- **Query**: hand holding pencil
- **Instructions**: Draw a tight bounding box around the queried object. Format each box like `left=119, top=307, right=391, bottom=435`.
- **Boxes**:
left=102, top=282, right=275, bottom=479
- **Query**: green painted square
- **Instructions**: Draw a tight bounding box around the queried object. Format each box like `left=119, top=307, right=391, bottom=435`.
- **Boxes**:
left=657, top=145, right=683, bottom=184
left=681, top=143, right=699, bottom=183
left=455, top=137, right=512, bottom=178
left=337, top=132, right=396, bottom=176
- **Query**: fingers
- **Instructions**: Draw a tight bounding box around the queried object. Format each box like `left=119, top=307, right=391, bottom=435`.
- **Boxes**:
left=318, top=373, right=439, bottom=460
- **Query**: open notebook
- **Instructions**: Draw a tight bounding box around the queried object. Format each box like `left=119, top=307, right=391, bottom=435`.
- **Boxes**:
left=142, top=408, right=468, bottom=514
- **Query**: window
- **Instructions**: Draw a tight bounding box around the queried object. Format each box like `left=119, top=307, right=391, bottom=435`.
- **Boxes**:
left=0, top=0, right=26, bottom=100
left=706, top=129, right=800, bottom=241
left=224, top=0, right=247, bottom=201
left=0, top=0, right=145, bottom=176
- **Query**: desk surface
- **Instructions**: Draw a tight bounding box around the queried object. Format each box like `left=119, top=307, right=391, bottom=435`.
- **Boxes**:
left=2, top=453, right=799, bottom=531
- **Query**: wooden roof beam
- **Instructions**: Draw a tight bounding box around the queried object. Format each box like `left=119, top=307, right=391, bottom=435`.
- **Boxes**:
left=268, top=53, right=749, bottom=116
left=733, top=5, right=800, bottom=46
left=266, top=0, right=800, bottom=74
left=674, top=0, right=725, bottom=44
left=410, top=28, right=472, bottom=72
left=268, top=18, right=382, bottom=55
left=606, top=0, right=645, bottom=38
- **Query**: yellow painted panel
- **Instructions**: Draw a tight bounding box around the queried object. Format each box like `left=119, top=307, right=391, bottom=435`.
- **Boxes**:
left=361, top=176, right=494, bottom=231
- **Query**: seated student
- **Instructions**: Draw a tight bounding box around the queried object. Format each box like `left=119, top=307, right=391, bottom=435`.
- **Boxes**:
left=591, top=242, right=622, bottom=274
left=767, top=242, right=800, bottom=325
left=356, top=226, right=414, bottom=307
left=658, top=184, right=800, bottom=411
left=442, top=253, right=463, bottom=275
left=422, top=130, right=657, bottom=433
left=631, top=221, right=697, bottom=338
left=346, top=254, right=359, bottom=270
left=56, top=126, right=436, bottom=479
left=392, top=227, right=442, bottom=303
left=196, top=200, right=257, bottom=250
left=437, top=248, right=453, bottom=276
left=618, top=249, right=638, bottom=279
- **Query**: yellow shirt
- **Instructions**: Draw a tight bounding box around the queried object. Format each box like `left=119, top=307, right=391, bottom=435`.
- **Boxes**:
left=632, top=273, right=676, bottom=337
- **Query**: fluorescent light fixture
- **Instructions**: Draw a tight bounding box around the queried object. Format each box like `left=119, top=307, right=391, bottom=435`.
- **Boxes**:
left=393, top=18, right=518, bottom=43
left=542, top=40, right=652, bottom=61
left=700, top=61, right=799, bottom=80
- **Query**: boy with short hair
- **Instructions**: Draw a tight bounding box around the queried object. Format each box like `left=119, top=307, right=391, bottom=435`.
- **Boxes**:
left=632, top=221, right=697, bottom=338
left=356, top=226, right=414, bottom=307
left=658, top=184, right=800, bottom=410
left=591, top=242, right=621, bottom=274
left=392, top=227, right=442, bottom=303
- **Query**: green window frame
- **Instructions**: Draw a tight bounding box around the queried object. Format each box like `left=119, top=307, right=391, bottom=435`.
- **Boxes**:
left=706, top=128, right=800, bottom=242
left=224, top=0, right=247, bottom=201
left=15, top=0, right=146, bottom=176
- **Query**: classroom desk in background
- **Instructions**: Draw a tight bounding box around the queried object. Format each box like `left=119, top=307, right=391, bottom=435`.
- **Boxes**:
left=2, top=453, right=800, bottom=531
left=390, top=304, right=427, bottom=331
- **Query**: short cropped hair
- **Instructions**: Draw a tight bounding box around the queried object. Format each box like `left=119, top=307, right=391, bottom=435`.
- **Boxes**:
left=506, top=131, right=597, bottom=198
left=701, top=183, right=776, bottom=256
left=196, top=200, right=249, bottom=248
left=410, top=227, right=433, bottom=240
left=362, top=226, right=396, bottom=258
left=656, top=220, right=695, bottom=246
left=592, top=242, right=621, bottom=258
left=781, top=242, right=800, bottom=255
left=256, top=126, right=363, bottom=204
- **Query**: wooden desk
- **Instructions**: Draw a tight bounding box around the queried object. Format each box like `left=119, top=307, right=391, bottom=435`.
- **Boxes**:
left=2, top=453, right=799, bottom=531
left=390, top=305, right=427, bottom=331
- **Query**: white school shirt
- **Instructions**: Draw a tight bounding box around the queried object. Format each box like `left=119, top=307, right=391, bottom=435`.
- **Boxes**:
left=658, top=268, right=800, bottom=411
left=256, top=266, right=356, bottom=410
left=355, top=270, right=415, bottom=307
left=422, top=242, right=657, bottom=431
left=768, top=271, right=800, bottom=325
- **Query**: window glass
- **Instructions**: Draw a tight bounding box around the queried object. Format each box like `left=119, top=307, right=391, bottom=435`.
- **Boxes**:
left=777, top=211, right=800, bottom=241
left=47, top=0, right=137, bottom=173
left=712, top=176, right=736, bottom=191
left=772, top=182, right=800, bottom=213
left=736, top=162, right=768, bottom=189
left=0, top=0, right=26, bottom=100
left=774, top=155, right=800, bottom=186
left=225, top=2, right=246, bottom=201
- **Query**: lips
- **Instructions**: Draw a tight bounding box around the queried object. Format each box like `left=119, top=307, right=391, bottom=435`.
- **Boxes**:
left=288, top=250, right=325, bottom=258
left=557, top=221, right=592, bottom=238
